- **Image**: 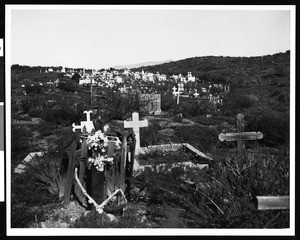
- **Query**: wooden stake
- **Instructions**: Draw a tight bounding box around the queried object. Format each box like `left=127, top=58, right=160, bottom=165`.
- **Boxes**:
left=64, top=141, right=77, bottom=204
left=257, top=196, right=289, bottom=210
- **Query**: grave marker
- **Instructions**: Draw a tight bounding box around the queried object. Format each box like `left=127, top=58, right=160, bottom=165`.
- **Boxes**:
left=218, top=113, right=263, bottom=156
left=72, top=110, right=95, bottom=133
left=193, top=89, right=199, bottom=98
left=124, top=112, right=148, bottom=154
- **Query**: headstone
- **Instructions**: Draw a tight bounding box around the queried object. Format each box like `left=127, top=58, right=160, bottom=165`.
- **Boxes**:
left=139, top=94, right=162, bottom=115
left=124, top=112, right=148, bottom=154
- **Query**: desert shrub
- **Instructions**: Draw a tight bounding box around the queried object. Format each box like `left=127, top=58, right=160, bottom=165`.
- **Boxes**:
left=246, top=111, right=289, bottom=147
left=11, top=168, right=58, bottom=227
left=174, top=125, right=219, bottom=152
left=161, top=94, right=176, bottom=112
left=140, top=120, right=162, bottom=147
left=11, top=125, right=31, bottom=167
left=23, top=152, right=66, bottom=199
left=170, top=100, right=212, bottom=118
left=130, top=147, right=289, bottom=228
left=221, top=92, right=254, bottom=115
left=57, top=80, right=76, bottom=93
left=41, top=106, right=82, bottom=125
left=101, top=91, right=144, bottom=122
left=24, top=84, right=43, bottom=94
left=28, top=108, right=43, bottom=118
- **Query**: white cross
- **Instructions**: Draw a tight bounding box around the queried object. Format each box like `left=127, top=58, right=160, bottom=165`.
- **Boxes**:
left=193, top=89, right=199, bottom=98
left=124, top=112, right=148, bottom=154
left=72, top=110, right=95, bottom=133
left=172, top=86, right=177, bottom=95
left=172, top=86, right=181, bottom=104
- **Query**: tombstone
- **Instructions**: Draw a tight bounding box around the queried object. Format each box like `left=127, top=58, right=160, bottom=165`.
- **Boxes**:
left=139, top=94, right=162, bottom=115
left=178, top=82, right=184, bottom=92
left=124, top=112, right=148, bottom=154
left=218, top=113, right=263, bottom=156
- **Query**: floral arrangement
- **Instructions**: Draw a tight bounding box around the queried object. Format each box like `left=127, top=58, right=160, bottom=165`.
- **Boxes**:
left=85, top=130, right=114, bottom=172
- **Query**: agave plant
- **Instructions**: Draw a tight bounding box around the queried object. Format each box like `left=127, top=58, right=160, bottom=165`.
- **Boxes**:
left=23, top=154, right=66, bottom=199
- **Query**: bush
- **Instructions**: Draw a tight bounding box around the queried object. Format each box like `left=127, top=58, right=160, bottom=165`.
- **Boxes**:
left=221, top=92, right=254, bottom=115
left=41, top=106, right=82, bottom=125
left=57, top=80, right=76, bottom=93
left=11, top=125, right=31, bottom=167
left=246, top=111, right=289, bottom=147
left=130, top=147, right=289, bottom=228
left=101, top=91, right=144, bottom=122
left=28, top=108, right=43, bottom=118
left=174, top=125, right=219, bottom=152
left=170, top=100, right=213, bottom=118
left=23, top=152, right=66, bottom=199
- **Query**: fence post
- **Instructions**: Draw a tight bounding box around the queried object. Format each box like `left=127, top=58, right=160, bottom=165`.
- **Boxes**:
left=120, top=135, right=127, bottom=192
left=64, top=141, right=77, bottom=204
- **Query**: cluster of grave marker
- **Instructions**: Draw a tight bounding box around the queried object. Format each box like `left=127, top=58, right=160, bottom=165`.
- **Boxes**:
left=14, top=109, right=289, bottom=212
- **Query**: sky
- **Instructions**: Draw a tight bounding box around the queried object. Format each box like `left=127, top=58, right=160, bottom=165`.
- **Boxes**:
left=8, top=6, right=291, bottom=69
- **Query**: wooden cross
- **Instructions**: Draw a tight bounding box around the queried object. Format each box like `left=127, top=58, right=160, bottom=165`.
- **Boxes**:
left=124, top=112, right=148, bottom=154
left=218, top=113, right=263, bottom=156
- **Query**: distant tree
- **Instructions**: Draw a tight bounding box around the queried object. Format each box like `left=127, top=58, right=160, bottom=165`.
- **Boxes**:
left=71, top=73, right=81, bottom=81
left=24, top=84, right=43, bottom=94
left=57, top=80, right=76, bottom=93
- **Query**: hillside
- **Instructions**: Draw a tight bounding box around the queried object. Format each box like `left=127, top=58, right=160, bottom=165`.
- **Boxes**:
left=113, top=59, right=173, bottom=69
left=133, top=51, right=290, bottom=116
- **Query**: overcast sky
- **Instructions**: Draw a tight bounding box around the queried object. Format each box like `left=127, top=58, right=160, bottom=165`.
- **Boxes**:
left=8, top=6, right=291, bottom=69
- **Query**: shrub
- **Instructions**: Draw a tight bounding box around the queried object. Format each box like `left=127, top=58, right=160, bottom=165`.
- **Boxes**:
left=246, top=111, right=289, bottom=147
left=130, top=147, right=289, bottom=228
left=101, top=91, right=145, bottom=122
left=11, top=125, right=31, bottom=167
left=221, top=92, right=254, bottom=115
left=23, top=152, right=66, bottom=199
left=57, top=80, right=76, bottom=93
left=28, top=108, right=43, bottom=118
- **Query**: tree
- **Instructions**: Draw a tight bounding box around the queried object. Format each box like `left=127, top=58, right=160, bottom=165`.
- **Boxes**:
left=71, top=73, right=81, bottom=81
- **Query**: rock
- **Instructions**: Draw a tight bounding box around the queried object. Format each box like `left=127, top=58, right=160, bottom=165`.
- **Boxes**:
left=140, top=215, right=147, bottom=223
left=106, top=213, right=117, bottom=222
left=40, top=221, right=46, bottom=228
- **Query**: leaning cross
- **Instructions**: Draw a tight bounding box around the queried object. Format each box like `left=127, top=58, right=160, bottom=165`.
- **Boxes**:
left=124, top=112, right=148, bottom=154
left=218, top=113, right=263, bottom=156
left=72, top=110, right=95, bottom=133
